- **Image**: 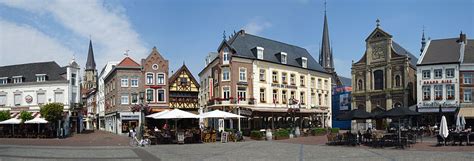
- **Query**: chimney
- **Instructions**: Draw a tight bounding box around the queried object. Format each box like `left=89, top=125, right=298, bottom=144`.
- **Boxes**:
left=458, top=32, right=467, bottom=44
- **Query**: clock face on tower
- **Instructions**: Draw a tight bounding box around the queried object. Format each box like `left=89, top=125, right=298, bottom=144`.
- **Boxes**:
left=371, top=42, right=386, bottom=61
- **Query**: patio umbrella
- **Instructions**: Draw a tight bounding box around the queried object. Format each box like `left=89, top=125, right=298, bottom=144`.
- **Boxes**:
left=25, top=118, right=48, bottom=137
left=152, top=109, right=201, bottom=139
left=461, top=115, right=466, bottom=130
left=145, top=110, right=170, bottom=118
left=200, top=110, right=245, bottom=119
left=377, top=107, right=421, bottom=146
left=0, top=118, right=21, bottom=136
left=336, top=108, right=374, bottom=121
left=455, top=114, right=461, bottom=132
left=439, top=116, right=449, bottom=139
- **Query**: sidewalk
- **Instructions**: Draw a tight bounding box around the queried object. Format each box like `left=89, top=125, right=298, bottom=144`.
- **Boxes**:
left=0, top=130, right=129, bottom=146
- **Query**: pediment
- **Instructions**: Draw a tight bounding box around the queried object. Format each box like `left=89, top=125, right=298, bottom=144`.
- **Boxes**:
left=365, top=28, right=393, bottom=42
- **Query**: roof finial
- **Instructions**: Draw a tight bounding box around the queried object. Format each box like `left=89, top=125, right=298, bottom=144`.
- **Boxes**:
left=124, top=49, right=130, bottom=57
left=324, top=0, right=327, bottom=14
left=376, top=18, right=380, bottom=28
left=223, top=30, right=227, bottom=40
left=183, top=61, right=185, bottom=65
left=72, top=54, right=76, bottom=61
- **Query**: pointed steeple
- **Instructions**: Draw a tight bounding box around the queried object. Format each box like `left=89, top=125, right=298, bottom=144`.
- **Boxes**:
left=85, top=39, right=96, bottom=70
left=319, top=3, right=334, bottom=73
left=420, top=26, right=426, bottom=55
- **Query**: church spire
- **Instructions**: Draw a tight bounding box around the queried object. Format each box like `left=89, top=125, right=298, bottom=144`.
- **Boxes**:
left=85, top=39, right=96, bottom=70
left=319, top=1, right=334, bottom=73
left=420, top=26, right=426, bottom=55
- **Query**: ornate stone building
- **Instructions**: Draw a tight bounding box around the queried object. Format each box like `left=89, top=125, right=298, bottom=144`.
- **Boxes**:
left=351, top=20, right=418, bottom=129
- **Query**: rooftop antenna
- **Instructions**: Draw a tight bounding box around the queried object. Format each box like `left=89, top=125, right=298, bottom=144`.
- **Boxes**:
left=376, top=18, right=380, bottom=28
left=124, top=49, right=130, bottom=57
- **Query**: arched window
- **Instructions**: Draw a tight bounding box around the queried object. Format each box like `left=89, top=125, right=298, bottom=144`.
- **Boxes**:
left=395, top=75, right=401, bottom=87
left=358, top=79, right=364, bottom=91
left=374, top=70, right=384, bottom=90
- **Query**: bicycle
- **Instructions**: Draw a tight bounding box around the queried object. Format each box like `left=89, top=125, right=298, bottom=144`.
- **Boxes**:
left=129, top=134, right=151, bottom=147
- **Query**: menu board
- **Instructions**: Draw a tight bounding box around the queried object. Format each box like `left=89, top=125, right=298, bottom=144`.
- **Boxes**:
left=221, top=132, right=228, bottom=143
left=177, top=132, right=185, bottom=144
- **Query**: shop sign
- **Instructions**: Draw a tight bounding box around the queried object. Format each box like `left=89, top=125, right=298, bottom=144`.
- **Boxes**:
left=423, top=80, right=453, bottom=84
left=271, top=83, right=297, bottom=89
left=221, top=132, right=228, bottom=143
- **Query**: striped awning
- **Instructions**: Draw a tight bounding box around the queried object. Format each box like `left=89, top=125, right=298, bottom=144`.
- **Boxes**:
left=10, top=112, right=41, bottom=119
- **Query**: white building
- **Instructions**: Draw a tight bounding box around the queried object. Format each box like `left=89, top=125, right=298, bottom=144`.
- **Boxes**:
left=96, top=61, right=118, bottom=131
left=0, top=60, right=80, bottom=136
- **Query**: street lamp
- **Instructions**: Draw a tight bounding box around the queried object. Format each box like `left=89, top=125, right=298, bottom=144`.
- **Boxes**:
left=131, top=92, right=147, bottom=139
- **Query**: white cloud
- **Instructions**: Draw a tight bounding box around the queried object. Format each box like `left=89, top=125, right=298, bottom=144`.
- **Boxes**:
left=0, top=0, right=148, bottom=69
left=0, top=19, right=77, bottom=66
left=243, top=17, right=272, bottom=35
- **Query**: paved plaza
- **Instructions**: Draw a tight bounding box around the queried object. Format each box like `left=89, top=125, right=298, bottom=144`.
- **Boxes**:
left=0, top=132, right=473, bottom=161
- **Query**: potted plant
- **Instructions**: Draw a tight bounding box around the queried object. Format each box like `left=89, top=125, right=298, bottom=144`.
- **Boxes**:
left=250, top=130, right=263, bottom=140
left=274, top=129, right=290, bottom=140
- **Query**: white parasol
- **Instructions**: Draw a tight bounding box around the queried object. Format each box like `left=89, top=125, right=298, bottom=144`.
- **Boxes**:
left=439, top=116, right=449, bottom=139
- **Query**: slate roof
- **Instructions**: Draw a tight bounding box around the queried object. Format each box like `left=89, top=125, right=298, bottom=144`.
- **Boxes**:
left=463, top=40, right=474, bottom=63
left=85, top=40, right=96, bottom=70
left=419, top=38, right=461, bottom=65
left=339, top=76, right=352, bottom=86
left=227, top=31, right=327, bottom=73
left=392, top=41, right=418, bottom=66
left=0, top=61, right=67, bottom=83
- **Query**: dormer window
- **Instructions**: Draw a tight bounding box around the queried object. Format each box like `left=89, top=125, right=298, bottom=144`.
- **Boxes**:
left=36, top=74, right=46, bottom=82
left=281, top=52, right=287, bottom=64
left=12, top=76, right=23, bottom=84
left=256, top=47, right=264, bottom=60
left=301, top=57, right=307, bottom=68
left=0, top=77, right=7, bottom=85
left=223, top=49, right=230, bottom=65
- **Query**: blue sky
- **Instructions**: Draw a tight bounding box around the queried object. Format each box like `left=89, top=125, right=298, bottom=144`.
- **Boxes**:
left=0, top=0, right=473, bottom=79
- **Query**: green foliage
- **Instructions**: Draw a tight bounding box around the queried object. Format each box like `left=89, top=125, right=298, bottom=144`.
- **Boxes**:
left=250, top=130, right=263, bottom=140
left=40, top=103, right=64, bottom=122
left=19, top=110, right=34, bottom=122
left=274, top=129, right=290, bottom=137
left=311, top=128, right=327, bottom=136
left=330, top=128, right=340, bottom=134
left=0, top=110, right=10, bottom=121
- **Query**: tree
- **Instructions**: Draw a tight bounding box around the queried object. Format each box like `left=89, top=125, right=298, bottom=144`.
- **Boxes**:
left=40, top=103, right=64, bottom=123
left=19, top=110, right=34, bottom=122
left=0, top=110, right=10, bottom=121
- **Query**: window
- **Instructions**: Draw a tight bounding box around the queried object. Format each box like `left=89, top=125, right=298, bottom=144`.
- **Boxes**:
left=272, top=71, right=278, bottom=83
left=318, top=94, right=322, bottom=105
left=317, top=79, right=322, bottom=89
left=446, top=85, right=455, bottom=100
left=54, top=92, right=63, bottom=103
left=325, top=94, right=328, bottom=106
left=146, top=73, right=154, bottom=85
left=464, top=74, right=472, bottom=84
left=434, top=85, right=443, bottom=100
left=257, top=47, right=264, bottom=60
left=311, top=77, right=316, bottom=87
left=223, top=51, right=230, bottom=64
left=446, top=69, right=455, bottom=78
left=180, top=77, right=188, bottom=85
left=152, top=64, right=159, bottom=70
left=121, top=95, right=129, bottom=105
left=259, top=69, right=266, bottom=82
left=290, top=91, right=295, bottom=100
left=146, top=89, right=154, bottom=102
left=422, top=86, right=431, bottom=100
left=237, top=87, right=246, bottom=101
left=282, top=90, right=287, bottom=104
left=157, top=73, right=165, bottom=85
left=300, top=76, right=305, bottom=87
left=395, top=75, right=401, bottom=87
left=36, top=74, right=46, bottom=82
left=131, top=78, right=138, bottom=87
left=290, top=74, right=296, bottom=85
left=0, top=95, right=6, bottom=106
left=121, top=78, right=128, bottom=87
left=222, top=68, right=230, bottom=81
left=464, top=89, right=472, bottom=102
left=0, top=78, right=7, bottom=84
left=37, top=93, right=45, bottom=105
left=281, top=52, right=287, bottom=64
left=14, top=94, right=21, bottom=106
left=239, top=68, right=247, bottom=82
left=302, top=57, right=307, bottom=68
left=300, top=92, right=305, bottom=105
left=223, top=87, right=230, bottom=99
left=324, top=80, right=328, bottom=89
left=71, top=74, right=76, bottom=86
left=157, top=90, right=165, bottom=102
left=374, top=70, right=384, bottom=90
left=311, top=92, right=316, bottom=105
left=131, top=94, right=138, bottom=104
left=434, top=69, right=442, bottom=79
left=422, top=70, right=430, bottom=79
left=13, top=76, right=22, bottom=84
left=282, top=73, right=287, bottom=84
left=260, top=88, right=266, bottom=103
left=272, top=89, right=278, bottom=103
left=358, top=79, right=364, bottom=91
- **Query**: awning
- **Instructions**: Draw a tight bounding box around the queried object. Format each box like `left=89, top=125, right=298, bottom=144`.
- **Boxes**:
left=151, top=108, right=170, bottom=112
left=243, top=107, right=328, bottom=115
left=459, top=107, right=474, bottom=118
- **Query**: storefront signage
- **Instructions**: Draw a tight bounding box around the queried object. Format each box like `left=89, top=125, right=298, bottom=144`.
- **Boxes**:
left=177, top=132, right=185, bottom=144
left=421, top=102, right=459, bottom=108
left=271, top=83, right=297, bottom=89
left=423, top=80, right=453, bottom=84
left=121, top=115, right=139, bottom=120
left=339, top=93, right=350, bottom=111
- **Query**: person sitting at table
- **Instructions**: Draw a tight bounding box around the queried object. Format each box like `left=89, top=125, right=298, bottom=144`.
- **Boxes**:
left=163, top=123, right=169, bottom=131
left=154, top=126, right=160, bottom=132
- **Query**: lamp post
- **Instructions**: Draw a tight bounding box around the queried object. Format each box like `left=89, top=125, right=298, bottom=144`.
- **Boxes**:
left=131, top=92, right=147, bottom=139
